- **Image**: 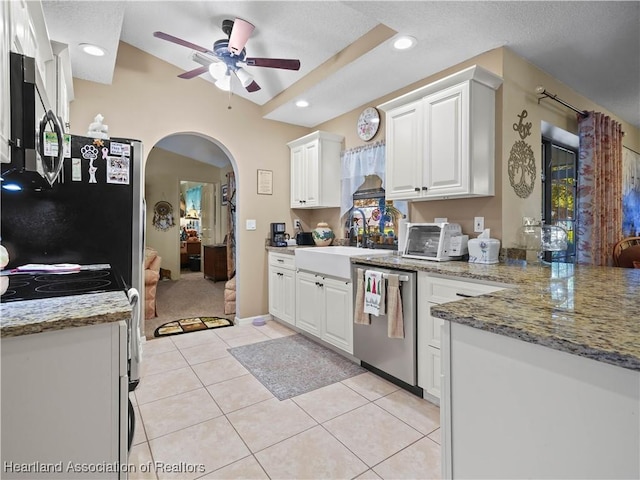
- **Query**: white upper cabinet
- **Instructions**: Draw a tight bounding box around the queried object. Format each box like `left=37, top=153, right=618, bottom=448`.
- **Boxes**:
left=385, top=101, right=423, bottom=199
left=288, top=130, right=344, bottom=209
left=1, top=1, right=11, bottom=164
left=379, top=65, right=503, bottom=201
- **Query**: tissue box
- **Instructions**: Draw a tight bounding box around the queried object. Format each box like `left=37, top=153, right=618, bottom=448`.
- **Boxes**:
left=468, top=238, right=500, bottom=264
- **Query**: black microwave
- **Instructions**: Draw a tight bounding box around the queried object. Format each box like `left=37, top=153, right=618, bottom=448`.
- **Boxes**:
left=2, top=52, right=64, bottom=190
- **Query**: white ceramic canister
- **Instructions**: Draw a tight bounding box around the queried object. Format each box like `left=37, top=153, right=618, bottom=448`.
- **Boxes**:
left=312, top=222, right=334, bottom=246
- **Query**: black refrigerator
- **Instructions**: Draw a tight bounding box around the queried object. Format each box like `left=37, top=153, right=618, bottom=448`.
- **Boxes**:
left=1, top=134, right=144, bottom=297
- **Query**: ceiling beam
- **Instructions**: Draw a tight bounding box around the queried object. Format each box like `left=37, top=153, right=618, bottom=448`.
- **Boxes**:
left=261, top=24, right=397, bottom=118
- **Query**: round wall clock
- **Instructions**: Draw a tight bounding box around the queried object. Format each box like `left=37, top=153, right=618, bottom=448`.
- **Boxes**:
left=357, top=107, right=380, bottom=141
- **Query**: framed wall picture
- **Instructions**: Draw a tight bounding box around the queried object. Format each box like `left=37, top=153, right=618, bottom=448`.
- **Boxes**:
left=257, top=169, right=273, bottom=195
left=221, top=184, right=228, bottom=205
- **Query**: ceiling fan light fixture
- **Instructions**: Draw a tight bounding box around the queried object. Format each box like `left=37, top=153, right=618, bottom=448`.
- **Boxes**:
left=209, top=62, right=228, bottom=80
left=215, top=74, right=231, bottom=92
left=295, top=100, right=310, bottom=108
left=235, top=67, right=254, bottom=87
left=79, top=43, right=106, bottom=57
left=228, top=18, right=255, bottom=56
left=392, top=35, right=417, bottom=51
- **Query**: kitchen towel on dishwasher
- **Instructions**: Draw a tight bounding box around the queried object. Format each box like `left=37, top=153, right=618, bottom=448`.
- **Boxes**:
left=386, top=274, right=405, bottom=338
left=354, top=268, right=370, bottom=324
left=364, top=270, right=386, bottom=317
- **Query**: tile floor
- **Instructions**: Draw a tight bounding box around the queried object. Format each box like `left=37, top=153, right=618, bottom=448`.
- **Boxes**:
left=129, top=321, right=441, bottom=480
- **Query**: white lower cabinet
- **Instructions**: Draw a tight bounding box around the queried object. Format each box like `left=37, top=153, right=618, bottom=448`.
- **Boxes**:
left=1, top=321, right=128, bottom=479
left=441, top=321, right=640, bottom=479
left=295, top=270, right=322, bottom=336
left=296, top=270, right=353, bottom=354
left=268, top=252, right=296, bottom=327
left=417, top=272, right=506, bottom=402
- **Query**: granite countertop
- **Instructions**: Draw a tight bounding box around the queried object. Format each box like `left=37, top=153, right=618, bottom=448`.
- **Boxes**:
left=1, top=291, right=132, bottom=338
left=351, top=254, right=640, bottom=371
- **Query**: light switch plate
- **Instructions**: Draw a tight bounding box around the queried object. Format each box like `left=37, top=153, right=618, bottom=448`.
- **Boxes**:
left=434, top=217, right=448, bottom=223
left=474, top=216, right=485, bottom=233
left=246, top=219, right=257, bottom=230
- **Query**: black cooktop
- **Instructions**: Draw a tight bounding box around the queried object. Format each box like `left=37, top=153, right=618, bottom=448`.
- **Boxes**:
left=1, top=267, right=126, bottom=303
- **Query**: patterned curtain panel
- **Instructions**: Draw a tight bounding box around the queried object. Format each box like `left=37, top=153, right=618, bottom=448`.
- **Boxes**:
left=576, top=112, right=624, bottom=266
left=226, top=172, right=236, bottom=279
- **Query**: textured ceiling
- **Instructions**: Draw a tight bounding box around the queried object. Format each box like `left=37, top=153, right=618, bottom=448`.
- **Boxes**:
left=41, top=1, right=640, bottom=164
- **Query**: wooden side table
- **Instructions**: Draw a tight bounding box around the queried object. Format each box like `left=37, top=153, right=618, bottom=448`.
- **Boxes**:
left=203, top=244, right=228, bottom=281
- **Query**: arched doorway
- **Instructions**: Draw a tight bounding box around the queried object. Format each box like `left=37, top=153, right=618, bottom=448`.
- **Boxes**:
left=143, top=132, right=238, bottom=340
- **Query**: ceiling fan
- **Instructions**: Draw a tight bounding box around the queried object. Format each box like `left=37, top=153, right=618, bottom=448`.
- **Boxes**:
left=153, top=18, right=301, bottom=93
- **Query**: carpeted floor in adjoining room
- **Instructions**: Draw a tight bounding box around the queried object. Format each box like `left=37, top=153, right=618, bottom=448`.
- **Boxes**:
left=144, top=270, right=234, bottom=340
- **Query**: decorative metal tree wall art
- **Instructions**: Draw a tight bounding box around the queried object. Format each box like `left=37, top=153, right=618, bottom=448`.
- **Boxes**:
left=508, top=110, right=536, bottom=198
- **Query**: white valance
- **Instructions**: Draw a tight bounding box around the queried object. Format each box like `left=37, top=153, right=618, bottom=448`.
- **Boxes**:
left=340, top=142, right=386, bottom=218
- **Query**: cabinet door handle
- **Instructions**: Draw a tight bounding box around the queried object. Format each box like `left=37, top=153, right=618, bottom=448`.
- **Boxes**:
left=456, top=292, right=473, bottom=298
left=422, top=186, right=428, bottom=191
left=414, top=187, right=421, bottom=192
left=277, top=259, right=284, bottom=263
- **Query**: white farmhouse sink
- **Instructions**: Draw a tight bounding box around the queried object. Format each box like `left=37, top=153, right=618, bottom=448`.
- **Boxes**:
left=295, top=246, right=391, bottom=280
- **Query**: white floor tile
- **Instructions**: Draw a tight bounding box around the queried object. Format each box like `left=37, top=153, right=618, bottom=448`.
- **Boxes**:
left=292, top=382, right=368, bottom=423
left=199, top=455, right=268, bottom=479
left=256, top=425, right=368, bottom=479
left=149, top=417, right=250, bottom=480
left=375, top=389, right=440, bottom=435
left=179, top=342, right=230, bottom=365
left=135, top=367, right=203, bottom=405
left=206, top=374, right=273, bottom=414
left=323, top=403, right=422, bottom=467
left=227, top=398, right=317, bottom=452
left=141, top=349, right=189, bottom=377
left=372, top=437, right=441, bottom=479
left=342, top=372, right=400, bottom=401
left=127, top=442, right=157, bottom=480
left=139, top=387, right=223, bottom=440
left=191, top=356, right=249, bottom=386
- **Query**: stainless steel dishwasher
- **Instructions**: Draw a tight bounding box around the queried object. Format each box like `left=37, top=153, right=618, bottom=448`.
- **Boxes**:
left=351, top=264, right=422, bottom=397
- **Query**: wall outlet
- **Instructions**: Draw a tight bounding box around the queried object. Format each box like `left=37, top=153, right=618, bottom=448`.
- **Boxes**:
left=294, top=219, right=302, bottom=229
left=434, top=217, right=448, bottom=223
left=474, top=216, right=485, bottom=233
left=246, top=219, right=257, bottom=231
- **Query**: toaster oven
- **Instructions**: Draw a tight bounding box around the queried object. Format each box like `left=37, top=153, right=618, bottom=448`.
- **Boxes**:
left=402, top=223, right=468, bottom=261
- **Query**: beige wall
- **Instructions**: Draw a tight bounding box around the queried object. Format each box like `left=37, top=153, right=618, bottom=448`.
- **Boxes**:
left=70, top=42, right=308, bottom=322
left=314, top=46, right=640, bottom=247
left=315, top=48, right=505, bottom=240
left=70, top=41, right=640, bottom=321
left=145, top=148, right=221, bottom=279
left=500, top=48, right=640, bottom=247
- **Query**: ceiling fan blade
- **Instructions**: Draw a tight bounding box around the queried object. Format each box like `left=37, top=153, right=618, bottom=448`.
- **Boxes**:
left=177, top=66, right=209, bottom=79
left=228, top=18, right=255, bottom=56
left=153, top=31, right=211, bottom=54
left=245, top=80, right=261, bottom=93
left=245, top=58, right=301, bottom=70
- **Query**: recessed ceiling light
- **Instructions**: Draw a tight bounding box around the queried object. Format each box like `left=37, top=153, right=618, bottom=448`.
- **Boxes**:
left=393, top=35, right=417, bottom=51
left=79, top=43, right=106, bottom=57
left=296, top=100, right=310, bottom=108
